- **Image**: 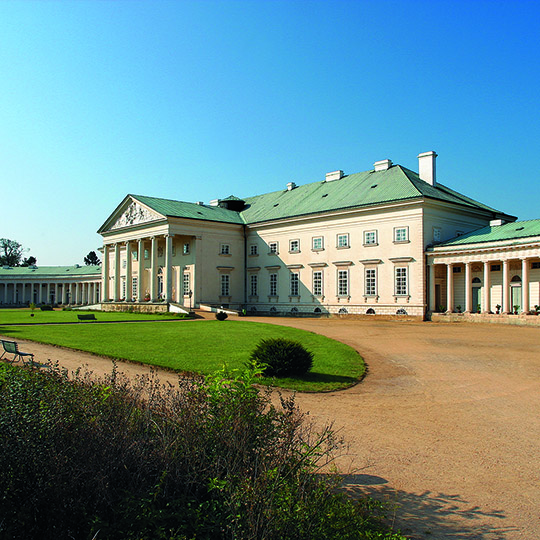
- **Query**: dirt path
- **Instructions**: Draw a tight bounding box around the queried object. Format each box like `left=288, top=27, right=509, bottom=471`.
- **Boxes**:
left=2, top=318, right=540, bottom=539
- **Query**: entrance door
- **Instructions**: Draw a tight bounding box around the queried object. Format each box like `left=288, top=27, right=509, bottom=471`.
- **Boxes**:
left=435, top=284, right=442, bottom=311
left=472, top=287, right=481, bottom=312
left=511, top=286, right=522, bottom=313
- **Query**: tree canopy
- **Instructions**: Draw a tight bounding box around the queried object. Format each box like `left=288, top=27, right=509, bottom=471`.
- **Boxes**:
left=84, top=251, right=101, bottom=266
left=0, top=239, right=29, bottom=267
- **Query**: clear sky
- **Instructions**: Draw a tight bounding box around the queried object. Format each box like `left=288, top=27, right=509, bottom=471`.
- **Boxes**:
left=1, top=0, right=539, bottom=265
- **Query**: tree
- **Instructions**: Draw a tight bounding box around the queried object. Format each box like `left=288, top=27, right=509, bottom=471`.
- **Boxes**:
left=21, top=256, right=37, bottom=267
left=84, top=251, right=101, bottom=266
left=0, top=239, right=25, bottom=267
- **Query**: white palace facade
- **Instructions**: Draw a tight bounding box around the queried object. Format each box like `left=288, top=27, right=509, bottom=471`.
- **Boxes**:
left=4, top=150, right=540, bottom=319
left=96, top=151, right=540, bottom=318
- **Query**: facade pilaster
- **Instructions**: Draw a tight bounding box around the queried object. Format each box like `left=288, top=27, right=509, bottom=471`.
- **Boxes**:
left=502, top=260, right=510, bottom=314
left=483, top=261, right=491, bottom=313
left=102, top=245, right=109, bottom=302
left=428, top=263, right=436, bottom=312
left=522, top=258, right=529, bottom=313
left=446, top=263, right=454, bottom=313
left=464, top=262, right=472, bottom=313
left=165, top=234, right=173, bottom=302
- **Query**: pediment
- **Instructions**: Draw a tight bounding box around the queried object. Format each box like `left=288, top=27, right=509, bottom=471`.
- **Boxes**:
left=108, top=199, right=163, bottom=232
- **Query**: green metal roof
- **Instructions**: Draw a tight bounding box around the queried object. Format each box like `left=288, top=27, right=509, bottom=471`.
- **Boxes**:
left=114, top=165, right=507, bottom=229
left=240, top=165, right=504, bottom=224
left=436, top=219, right=540, bottom=247
left=0, top=265, right=102, bottom=277
left=132, top=195, right=244, bottom=224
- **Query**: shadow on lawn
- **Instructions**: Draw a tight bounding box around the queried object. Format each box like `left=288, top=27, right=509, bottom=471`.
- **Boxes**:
left=342, top=474, right=514, bottom=540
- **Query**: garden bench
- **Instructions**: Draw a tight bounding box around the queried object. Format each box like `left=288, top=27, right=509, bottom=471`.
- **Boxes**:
left=77, top=314, right=96, bottom=321
left=1, top=339, right=35, bottom=366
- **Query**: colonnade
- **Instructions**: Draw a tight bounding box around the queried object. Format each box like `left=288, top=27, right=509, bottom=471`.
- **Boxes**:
left=0, top=281, right=100, bottom=305
left=429, top=257, right=534, bottom=314
left=102, top=234, right=195, bottom=305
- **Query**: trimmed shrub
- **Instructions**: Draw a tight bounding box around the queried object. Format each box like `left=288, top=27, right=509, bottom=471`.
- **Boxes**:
left=215, top=311, right=228, bottom=321
left=250, top=337, right=314, bottom=377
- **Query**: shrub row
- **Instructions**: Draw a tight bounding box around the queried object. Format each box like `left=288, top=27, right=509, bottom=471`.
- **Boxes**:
left=0, top=363, right=405, bottom=540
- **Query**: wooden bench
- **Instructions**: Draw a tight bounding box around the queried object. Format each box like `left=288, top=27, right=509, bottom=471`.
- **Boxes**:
left=77, top=313, right=96, bottom=322
left=1, top=339, right=35, bottom=366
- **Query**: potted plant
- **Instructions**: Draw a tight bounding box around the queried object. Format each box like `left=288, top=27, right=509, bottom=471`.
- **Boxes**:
left=438, top=304, right=446, bottom=313
left=535, top=305, right=540, bottom=315
left=456, top=305, right=462, bottom=313
left=513, top=305, right=519, bottom=315
left=495, top=304, right=501, bottom=314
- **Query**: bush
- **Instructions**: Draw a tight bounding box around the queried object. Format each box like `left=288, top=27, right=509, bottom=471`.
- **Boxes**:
left=250, top=337, right=314, bottom=377
left=215, top=311, right=228, bottom=321
left=0, top=363, right=405, bottom=540
left=40, top=305, right=53, bottom=311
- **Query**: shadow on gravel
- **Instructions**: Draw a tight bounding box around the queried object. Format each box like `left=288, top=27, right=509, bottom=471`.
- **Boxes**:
left=342, top=474, right=515, bottom=540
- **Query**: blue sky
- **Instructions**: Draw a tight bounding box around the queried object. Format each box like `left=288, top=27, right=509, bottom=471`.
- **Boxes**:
left=1, top=0, right=539, bottom=265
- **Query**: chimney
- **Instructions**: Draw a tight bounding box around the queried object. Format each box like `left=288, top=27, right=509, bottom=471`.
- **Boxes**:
left=325, top=170, right=343, bottom=182
left=286, top=182, right=296, bottom=191
left=417, top=151, right=437, bottom=186
left=373, top=159, right=392, bottom=171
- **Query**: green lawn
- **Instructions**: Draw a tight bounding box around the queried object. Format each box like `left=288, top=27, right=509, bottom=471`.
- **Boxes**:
left=0, top=319, right=364, bottom=392
left=0, top=308, right=188, bottom=325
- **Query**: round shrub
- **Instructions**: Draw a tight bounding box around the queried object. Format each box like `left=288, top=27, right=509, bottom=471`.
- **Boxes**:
left=250, top=338, right=314, bottom=377
left=215, top=311, right=228, bottom=321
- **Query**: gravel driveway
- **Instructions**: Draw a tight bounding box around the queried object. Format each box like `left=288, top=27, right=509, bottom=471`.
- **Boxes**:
left=3, top=318, right=539, bottom=539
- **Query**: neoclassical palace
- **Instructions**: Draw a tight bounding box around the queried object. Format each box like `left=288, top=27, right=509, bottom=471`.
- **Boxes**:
left=3, top=150, right=539, bottom=318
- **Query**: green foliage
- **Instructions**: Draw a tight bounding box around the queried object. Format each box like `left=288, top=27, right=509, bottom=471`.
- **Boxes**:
left=215, top=311, right=228, bottom=321
left=84, top=250, right=101, bottom=266
left=250, top=337, right=314, bottom=377
left=0, top=363, right=404, bottom=540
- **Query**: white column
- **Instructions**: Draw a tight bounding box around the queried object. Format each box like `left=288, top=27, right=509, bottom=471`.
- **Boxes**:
left=502, top=260, right=510, bottom=314
left=102, top=245, right=109, bottom=302
left=125, top=241, right=132, bottom=302
left=150, top=236, right=158, bottom=301
left=522, top=258, right=529, bottom=313
left=446, top=263, right=454, bottom=313
left=46, top=283, right=51, bottom=305
left=12, top=282, right=17, bottom=304
left=464, top=262, right=472, bottom=313
left=165, top=234, right=172, bottom=302
left=4, top=283, right=9, bottom=304
left=428, top=263, right=436, bottom=312
left=483, top=261, right=491, bottom=313
left=53, top=283, right=58, bottom=305
left=137, top=239, right=145, bottom=302
left=114, top=243, right=121, bottom=302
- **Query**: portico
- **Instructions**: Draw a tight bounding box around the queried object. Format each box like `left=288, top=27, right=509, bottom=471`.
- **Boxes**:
left=427, top=219, right=540, bottom=315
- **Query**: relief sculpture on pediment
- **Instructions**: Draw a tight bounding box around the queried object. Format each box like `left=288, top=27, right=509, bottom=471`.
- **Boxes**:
left=111, top=202, right=160, bottom=230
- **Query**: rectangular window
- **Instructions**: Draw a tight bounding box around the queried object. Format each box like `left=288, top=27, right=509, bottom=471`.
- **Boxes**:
left=122, top=259, right=127, bottom=269
left=122, top=278, right=126, bottom=299
left=453, top=266, right=462, bottom=273
left=269, top=273, right=278, bottom=296
left=433, top=227, right=442, bottom=242
left=220, top=274, right=230, bottom=296
left=395, top=267, right=408, bottom=296
left=364, top=230, right=377, bottom=245
left=313, top=271, right=323, bottom=296
left=290, top=272, right=299, bottom=296
left=183, top=273, right=190, bottom=295
left=337, top=233, right=349, bottom=248
left=132, top=277, right=138, bottom=298
left=337, top=269, right=349, bottom=296
left=220, top=244, right=230, bottom=255
left=312, top=236, right=324, bottom=251
left=269, top=242, right=278, bottom=254
left=394, top=227, right=408, bottom=242
left=132, top=250, right=138, bottom=261
left=491, top=264, right=501, bottom=272
left=249, top=244, right=258, bottom=256
left=289, top=239, right=300, bottom=253
left=144, top=249, right=149, bottom=260
left=365, top=268, right=377, bottom=296
left=172, top=245, right=176, bottom=256
left=183, top=243, right=190, bottom=255
left=532, top=262, right=540, bottom=269
left=250, top=274, right=258, bottom=296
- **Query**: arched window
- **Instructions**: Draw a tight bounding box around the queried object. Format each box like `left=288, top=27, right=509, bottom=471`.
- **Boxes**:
left=291, top=307, right=298, bottom=313
left=270, top=306, right=277, bottom=313
left=511, top=275, right=522, bottom=283
left=472, top=277, right=481, bottom=284
left=396, top=308, right=407, bottom=315
left=314, top=307, right=322, bottom=313
left=366, top=308, right=376, bottom=315
left=338, top=307, right=348, bottom=315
